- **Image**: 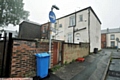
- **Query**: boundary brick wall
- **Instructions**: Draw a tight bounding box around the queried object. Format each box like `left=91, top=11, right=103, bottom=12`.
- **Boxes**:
left=10, top=39, right=53, bottom=77
left=9, top=38, right=89, bottom=77
left=62, top=43, right=89, bottom=64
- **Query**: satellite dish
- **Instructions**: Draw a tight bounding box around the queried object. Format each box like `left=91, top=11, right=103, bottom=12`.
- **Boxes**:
left=116, top=38, right=119, bottom=42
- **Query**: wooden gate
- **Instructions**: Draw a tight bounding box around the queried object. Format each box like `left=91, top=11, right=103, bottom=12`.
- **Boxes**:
left=53, top=42, right=58, bottom=66
left=52, top=41, right=63, bottom=66
left=0, top=33, right=7, bottom=77
left=0, top=33, right=13, bottom=77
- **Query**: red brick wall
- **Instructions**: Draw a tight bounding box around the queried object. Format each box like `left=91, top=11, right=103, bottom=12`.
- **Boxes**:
left=10, top=39, right=53, bottom=77
left=101, top=34, right=106, bottom=42
left=101, top=34, right=106, bottom=48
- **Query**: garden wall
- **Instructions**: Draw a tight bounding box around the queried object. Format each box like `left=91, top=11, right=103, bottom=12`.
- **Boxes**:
left=62, top=43, right=89, bottom=64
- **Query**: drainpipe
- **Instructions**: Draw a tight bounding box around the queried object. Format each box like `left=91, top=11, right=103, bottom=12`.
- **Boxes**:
left=49, top=22, right=52, bottom=68
left=73, top=10, right=76, bottom=43
left=88, top=8, right=90, bottom=53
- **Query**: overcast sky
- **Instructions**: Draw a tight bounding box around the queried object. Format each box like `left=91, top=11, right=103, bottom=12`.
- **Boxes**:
left=5, top=0, right=120, bottom=31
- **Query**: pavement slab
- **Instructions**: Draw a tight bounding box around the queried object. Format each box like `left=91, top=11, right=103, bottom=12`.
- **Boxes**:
left=109, top=59, right=120, bottom=71
left=88, top=52, right=111, bottom=80
left=39, top=49, right=113, bottom=80
left=106, top=76, right=120, bottom=80
left=54, top=62, right=85, bottom=80
left=71, top=53, right=105, bottom=80
left=53, top=51, right=111, bottom=80
left=43, top=73, right=62, bottom=80
left=104, top=49, right=120, bottom=80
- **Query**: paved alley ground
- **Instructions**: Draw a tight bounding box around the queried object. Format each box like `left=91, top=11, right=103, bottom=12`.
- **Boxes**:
left=53, top=50, right=111, bottom=80
left=104, top=49, right=120, bottom=80
left=43, top=49, right=120, bottom=80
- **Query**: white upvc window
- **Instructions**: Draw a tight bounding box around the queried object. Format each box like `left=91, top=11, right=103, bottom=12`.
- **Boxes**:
left=67, top=33, right=73, bottom=43
left=110, top=34, right=115, bottom=40
left=79, top=15, right=83, bottom=22
left=54, top=22, right=57, bottom=28
left=69, top=16, right=75, bottom=27
left=111, top=41, right=115, bottom=47
left=59, top=24, right=62, bottom=28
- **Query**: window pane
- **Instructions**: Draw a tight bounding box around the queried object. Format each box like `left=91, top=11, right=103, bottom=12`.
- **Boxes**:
left=59, top=24, right=62, bottom=28
left=72, top=16, right=75, bottom=26
left=111, top=41, right=115, bottom=47
left=55, top=23, right=57, bottom=28
left=110, top=35, right=115, bottom=40
left=69, top=17, right=71, bottom=26
left=68, top=33, right=73, bottom=43
left=42, top=26, right=45, bottom=33
left=69, top=16, right=75, bottom=26
left=79, top=15, right=83, bottom=21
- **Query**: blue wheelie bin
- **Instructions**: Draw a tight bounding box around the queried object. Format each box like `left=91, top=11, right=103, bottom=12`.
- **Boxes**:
left=35, top=52, right=50, bottom=78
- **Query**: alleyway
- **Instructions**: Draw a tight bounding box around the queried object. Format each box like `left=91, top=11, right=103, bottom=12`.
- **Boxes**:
left=53, top=49, right=111, bottom=80
left=104, top=49, right=120, bottom=80
left=43, top=49, right=120, bottom=80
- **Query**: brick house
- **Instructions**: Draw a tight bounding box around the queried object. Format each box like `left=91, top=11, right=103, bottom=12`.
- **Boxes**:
left=101, top=28, right=120, bottom=48
left=101, top=34, right=106, bottom=48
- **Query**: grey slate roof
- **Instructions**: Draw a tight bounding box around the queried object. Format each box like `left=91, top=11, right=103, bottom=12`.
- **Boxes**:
left=57, top=6, right=102, bottom=24
left=101, top=28, right=120, bottom=34
left=20, top=20, right=41, bottom=26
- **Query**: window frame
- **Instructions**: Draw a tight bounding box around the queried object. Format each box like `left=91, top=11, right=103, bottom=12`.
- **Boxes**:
left=54, top=23, right=57, bottom=29
left=69, top=16, right=75, bottom=27
left=67, top=33, right=73, bottom=43
left=59, top=24, right=62, bottom=28
left=42, top=26, right=46, bottom=34
left=111, top=41, right=115, bottom=47
left=110, top=34, right=115, bottom=40
left=79, top=14, right=83, bottom=22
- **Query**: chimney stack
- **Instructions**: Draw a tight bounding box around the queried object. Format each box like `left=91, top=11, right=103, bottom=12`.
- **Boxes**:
left=107, top=28, right=109, bottom=33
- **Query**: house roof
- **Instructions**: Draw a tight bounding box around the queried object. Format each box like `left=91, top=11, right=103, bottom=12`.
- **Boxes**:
left=41, top=6, right=101, bottom=25
left=57, top=6, right=102, bottom=24
left=101, top=28, right=120, bottom=34
left=20, top=21, right=41, bottom=26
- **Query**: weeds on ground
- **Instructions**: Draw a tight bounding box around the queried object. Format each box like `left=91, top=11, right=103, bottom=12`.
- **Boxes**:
left=69, top=59, right=76, bottom=64
left=51, top=65, right=61, bottom=72
left=24, top=71, right=36, bottom=77
left=72, top=59, right=75, bottom=62
left=51, top=60, right=75, bottom=72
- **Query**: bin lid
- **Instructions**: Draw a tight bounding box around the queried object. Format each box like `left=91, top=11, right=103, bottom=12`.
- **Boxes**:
left=35, top=52, right=50, bottom=57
